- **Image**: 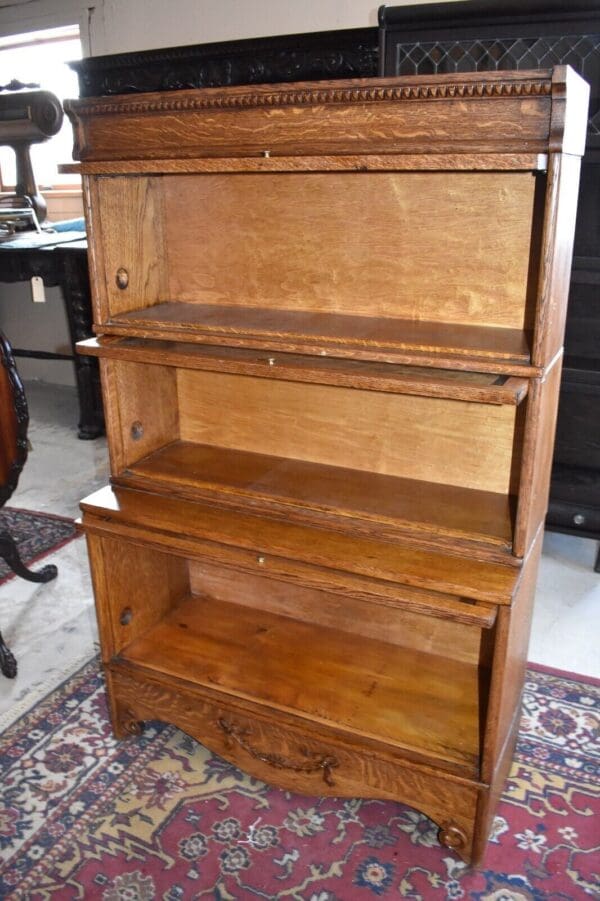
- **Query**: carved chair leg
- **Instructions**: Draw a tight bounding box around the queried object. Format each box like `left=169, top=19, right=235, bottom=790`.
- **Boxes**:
left=0, top=530, right=58, bottom=583
left=0, top=630, right=17, bottom=678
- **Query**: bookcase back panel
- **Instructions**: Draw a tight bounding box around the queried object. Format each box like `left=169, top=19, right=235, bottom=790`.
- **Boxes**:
left=176, top=369, right=516, bottom=494
left=187, top=560, right=489, bottom=666
left=163, top=172, right=536, bottom=329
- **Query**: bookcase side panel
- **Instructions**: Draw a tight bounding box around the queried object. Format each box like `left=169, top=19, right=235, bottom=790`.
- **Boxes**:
left=86, top=532, right=189, bottom=661
left=82, top=175, right=110, bottom=325
left=532, top=153, right=583, bottom=367
left=474, top=529, right=544, bottom=862
left=95, top=175, right=169, bottom=316
left=513, top=356, right=563, bottom=557
left=106, top=359, right=180, bottom=474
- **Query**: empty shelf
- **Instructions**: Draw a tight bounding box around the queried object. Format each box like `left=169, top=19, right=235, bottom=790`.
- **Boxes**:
left=80, top=336, right=529, bottom=403
left=121, top=594, right=483, bottom=776
left=103, top=302, right=533, bottom=371
left=118, top=441, right=515, bottom=551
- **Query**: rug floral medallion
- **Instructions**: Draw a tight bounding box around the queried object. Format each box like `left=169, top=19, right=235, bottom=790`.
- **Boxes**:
left=0, top=661, right=598, bottom=900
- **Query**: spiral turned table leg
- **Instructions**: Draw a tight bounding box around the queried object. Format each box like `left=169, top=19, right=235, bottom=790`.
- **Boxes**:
left=0, top=630, right=17, bottom=678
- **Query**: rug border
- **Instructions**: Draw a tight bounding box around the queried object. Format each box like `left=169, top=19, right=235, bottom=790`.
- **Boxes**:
left=3, top=506, right=77, bottom=525
left=527, top=660, right=600, bottom=686
left=0, top=507, right=80, bottom=587
left=0, top=655, right=99, bottom=737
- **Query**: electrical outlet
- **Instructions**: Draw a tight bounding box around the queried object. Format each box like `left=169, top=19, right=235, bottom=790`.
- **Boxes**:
left=31, top=276, right=46, bottom=303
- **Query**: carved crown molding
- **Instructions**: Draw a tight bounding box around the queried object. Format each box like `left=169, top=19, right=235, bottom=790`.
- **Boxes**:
left=67, top=74, right=553, bottom=118
left=70, top=28, right=378, bottom=98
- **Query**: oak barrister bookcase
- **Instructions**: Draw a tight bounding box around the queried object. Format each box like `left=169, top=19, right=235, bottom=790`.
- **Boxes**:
left=63, top=66, right=588, bottom=866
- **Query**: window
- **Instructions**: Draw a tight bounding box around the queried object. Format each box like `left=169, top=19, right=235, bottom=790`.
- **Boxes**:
left=0, top=25, right=81, bottom=191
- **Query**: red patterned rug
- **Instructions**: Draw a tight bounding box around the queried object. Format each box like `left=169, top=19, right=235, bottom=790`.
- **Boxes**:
left=0, top=508, right=77, bottom=584
left=0, top=660, right=598, bottom=900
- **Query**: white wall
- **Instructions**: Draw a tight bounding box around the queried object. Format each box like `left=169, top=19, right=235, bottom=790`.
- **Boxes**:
left=0, top=0, right=445, bottom=58
left=91, top=0, right=380, bottom=56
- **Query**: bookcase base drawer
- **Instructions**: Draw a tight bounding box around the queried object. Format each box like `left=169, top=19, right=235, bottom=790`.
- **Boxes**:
left=107, top=662, right=481, bottom=863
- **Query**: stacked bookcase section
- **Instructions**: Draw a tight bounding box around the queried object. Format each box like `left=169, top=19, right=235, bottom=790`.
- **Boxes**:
left=64, top=66, right=588, bottom=865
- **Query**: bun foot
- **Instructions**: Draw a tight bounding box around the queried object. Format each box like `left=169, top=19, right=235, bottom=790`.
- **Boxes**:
left=439, top=823, right=468, bottom=852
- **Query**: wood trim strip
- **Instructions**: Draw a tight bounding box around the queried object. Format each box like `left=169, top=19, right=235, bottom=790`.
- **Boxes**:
left=513, top=354, right=563, bottom=556
left=79, top=486, right=521, bottom=604
left=60, top=153, right=548, bottom=175
left=78, top=337, right=529, bottom=405
left=89, top=325, right=542, bottom=376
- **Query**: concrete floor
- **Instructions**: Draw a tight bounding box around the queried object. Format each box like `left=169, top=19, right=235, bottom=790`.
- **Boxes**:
left=11, top=380, right=109, bottom=519
left=1, top=381, right=598, bottom=725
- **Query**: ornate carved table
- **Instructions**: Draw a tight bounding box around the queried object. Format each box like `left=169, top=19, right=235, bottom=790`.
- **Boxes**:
left=0, top=234, right=104, bottom=439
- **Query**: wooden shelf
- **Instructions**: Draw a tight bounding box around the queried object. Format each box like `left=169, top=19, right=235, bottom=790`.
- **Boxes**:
left=79, top=337, right=529, bottom=404
left=120, top=593, right=482, bottom=776
left=117, top=441, right=514, bottom=551
left=102, top=302, right=533, bottom=373
left=81, top=486, right=521, bottom=604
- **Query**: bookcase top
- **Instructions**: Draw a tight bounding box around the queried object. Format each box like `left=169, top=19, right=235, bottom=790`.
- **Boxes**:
left=64, top=65, right=589, bottom=164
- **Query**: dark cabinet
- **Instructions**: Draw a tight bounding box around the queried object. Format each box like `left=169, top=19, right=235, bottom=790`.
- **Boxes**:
left=380, top=0, right=600, bottom=570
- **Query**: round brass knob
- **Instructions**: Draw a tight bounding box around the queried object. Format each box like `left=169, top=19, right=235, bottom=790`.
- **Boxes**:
left=116, top=267, right=129, bottom=290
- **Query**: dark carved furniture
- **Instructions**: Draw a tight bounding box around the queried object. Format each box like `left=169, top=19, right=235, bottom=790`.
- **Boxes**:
left=0, top=236, right=104, bottom=439
left=380, top=0, right=600, bottom=571
left=0, top=331, right=58, bottom=678
left=65, top=66, right=587, bottom=865
left=69, top=27, right=378, bottom=97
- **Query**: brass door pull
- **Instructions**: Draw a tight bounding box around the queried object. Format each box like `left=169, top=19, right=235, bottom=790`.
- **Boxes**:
left=217, top=717, right=338, bottom=786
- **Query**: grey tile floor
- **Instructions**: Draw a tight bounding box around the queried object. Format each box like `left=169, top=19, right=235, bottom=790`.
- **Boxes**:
left=2, top=380, right=599, bottom=724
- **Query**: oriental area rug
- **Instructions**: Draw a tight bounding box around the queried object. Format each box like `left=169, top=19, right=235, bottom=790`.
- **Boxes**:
left=0, top=509, right=77, bottom=584
left=0, top=661, right=598, bottom=900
